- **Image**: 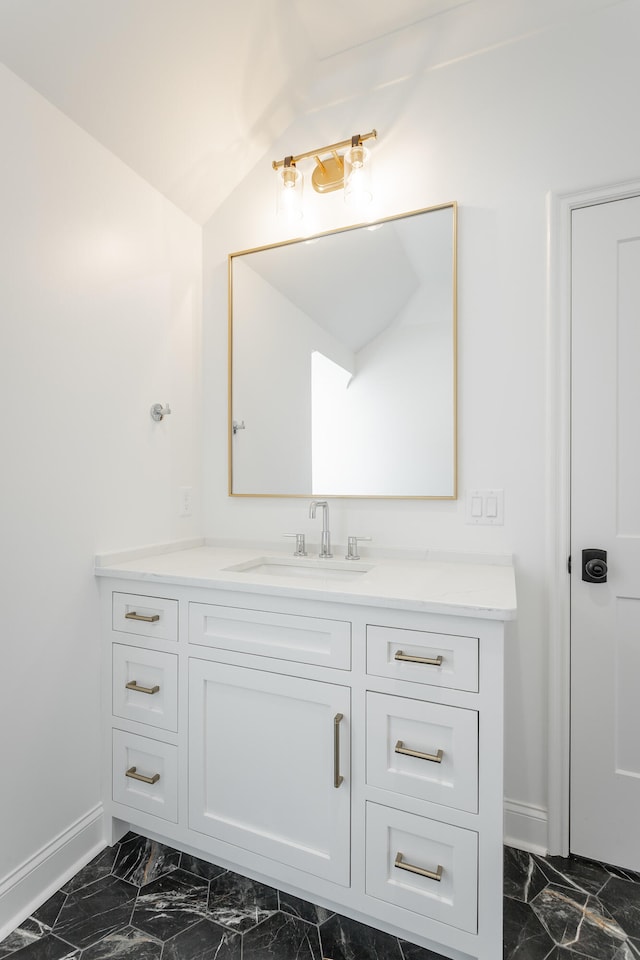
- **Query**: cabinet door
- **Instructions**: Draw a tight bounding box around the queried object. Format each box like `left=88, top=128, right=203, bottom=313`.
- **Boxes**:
left=189, top=660, right=350, bottom=884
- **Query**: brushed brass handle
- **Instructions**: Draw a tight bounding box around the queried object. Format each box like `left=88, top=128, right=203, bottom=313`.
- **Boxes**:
left=394, top=650, right=443, bottom=666
left=126, top=765, right=160, bottom=785
left=125, top=611, right=160, bottom=623
left=395, top=740, right=444, bottom=764
left=395, top=852, right=443, bottom=882
left=334, top=713, right=344, bottom=788
left=125, top=680, right=160, bottom=695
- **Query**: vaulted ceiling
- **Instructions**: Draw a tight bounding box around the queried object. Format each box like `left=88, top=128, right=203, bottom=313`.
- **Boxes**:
left=0, top=0, right=622, bottom=223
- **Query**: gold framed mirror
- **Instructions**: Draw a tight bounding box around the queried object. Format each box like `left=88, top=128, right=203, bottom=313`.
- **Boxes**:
left=228, top=202, right=457, bottom=498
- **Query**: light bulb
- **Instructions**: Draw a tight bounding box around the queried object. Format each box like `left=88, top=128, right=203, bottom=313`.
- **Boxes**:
left=344, top=143, right=372, bottom=207
left=348, top=145, right=365, bottom=169
left=276, top=163, right=303, bottom=221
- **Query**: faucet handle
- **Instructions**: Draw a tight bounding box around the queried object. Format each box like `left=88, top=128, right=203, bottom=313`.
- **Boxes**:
left=284, top=533, right=307, bottom=557
left=345, top=536, right=372, bottom=560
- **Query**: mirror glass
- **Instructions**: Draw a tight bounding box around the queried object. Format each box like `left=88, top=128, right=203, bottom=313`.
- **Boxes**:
left=228, top=203, right=456, bottom=498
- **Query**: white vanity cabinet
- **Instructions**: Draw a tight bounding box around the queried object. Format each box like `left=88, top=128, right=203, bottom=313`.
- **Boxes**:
left=99, top=548, right=514, bottom=960
left=189, top=659, right=351, bottom=884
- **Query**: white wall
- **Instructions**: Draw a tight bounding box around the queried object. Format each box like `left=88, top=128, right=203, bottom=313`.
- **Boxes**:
left=0, top=62, right=202, bottom=924
left=203, top=0, right=640, bottom=850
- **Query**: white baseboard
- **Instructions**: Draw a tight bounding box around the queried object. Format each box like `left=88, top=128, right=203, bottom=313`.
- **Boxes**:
left=504, top=798, right=549, bottom=855
left=0, top=804, right=105, bottom=941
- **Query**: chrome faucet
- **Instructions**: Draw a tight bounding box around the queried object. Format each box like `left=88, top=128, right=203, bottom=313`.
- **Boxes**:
left=309, top=500, right=332, bottom=558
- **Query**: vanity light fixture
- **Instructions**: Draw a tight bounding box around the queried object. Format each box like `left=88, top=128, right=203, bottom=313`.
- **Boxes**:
left=272, top=130, right=377, bottom=220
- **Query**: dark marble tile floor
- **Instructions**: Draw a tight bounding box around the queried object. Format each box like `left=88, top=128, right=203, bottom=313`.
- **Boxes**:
left=2, top=834, right=640, bottom=959
left=503, top=847, right=640, bottom=960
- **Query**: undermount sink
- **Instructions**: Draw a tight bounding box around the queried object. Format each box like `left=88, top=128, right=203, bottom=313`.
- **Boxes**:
left=224, top=556, right=373, bottom=581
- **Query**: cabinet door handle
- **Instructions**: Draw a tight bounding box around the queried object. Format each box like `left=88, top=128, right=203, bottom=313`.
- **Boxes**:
left=395, top=740, right=444, bottom=764
left=125, top=680, right=160, bottom=695
left=394, top=649, right=443, bottom=666
left=125, top=765, right=160, bottom=785
left=395, top=852, right=443, bottom=882
left=125, top=611, right=160, bottom=623
left=334, top=713, right=344, bottom=788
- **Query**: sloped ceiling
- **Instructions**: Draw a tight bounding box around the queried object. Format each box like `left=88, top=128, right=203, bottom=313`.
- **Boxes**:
left=0, top=0, right=623, bottom=223
left=0, top=0, right=468, bottom=223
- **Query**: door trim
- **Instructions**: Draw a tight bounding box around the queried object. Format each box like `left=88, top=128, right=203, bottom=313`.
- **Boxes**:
left=547, top=177, right=640, bottom=856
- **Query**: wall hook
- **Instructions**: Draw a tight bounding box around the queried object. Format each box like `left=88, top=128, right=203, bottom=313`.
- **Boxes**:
left=150, top=403, right=172, bottom=422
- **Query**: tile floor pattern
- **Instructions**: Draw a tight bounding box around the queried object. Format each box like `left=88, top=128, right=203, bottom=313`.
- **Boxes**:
left=1, top=835, right=640, bottom=960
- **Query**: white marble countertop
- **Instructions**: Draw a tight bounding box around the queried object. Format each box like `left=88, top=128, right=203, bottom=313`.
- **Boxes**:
left=95, top=541, right=517, bottom=621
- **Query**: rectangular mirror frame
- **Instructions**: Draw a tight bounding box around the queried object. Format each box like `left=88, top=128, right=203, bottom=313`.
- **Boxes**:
left=228, top=202, right=457, bottom=499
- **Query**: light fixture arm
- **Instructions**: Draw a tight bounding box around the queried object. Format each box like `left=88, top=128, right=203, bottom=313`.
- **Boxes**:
left=272, top=130, right=377, bottom=171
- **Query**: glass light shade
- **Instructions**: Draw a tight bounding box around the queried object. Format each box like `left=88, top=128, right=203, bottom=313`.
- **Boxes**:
left=344, top=143, right=372, bottom=207
left=276, top=163, right=303, bottom=221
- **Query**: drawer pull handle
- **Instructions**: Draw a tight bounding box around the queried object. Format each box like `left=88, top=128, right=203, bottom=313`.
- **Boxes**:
left=395, top=740, right=444, bottom=764
left=126, top=766, right=160, bottom=785
left=394, top=650, right=443, bottom=666
left=395, top=852, right=443, bottom=882
left=125, top=680, right=160, bottom=695
left=125, top=611, right=160, bottom=623
left=334, top=713, right=344, bottom=788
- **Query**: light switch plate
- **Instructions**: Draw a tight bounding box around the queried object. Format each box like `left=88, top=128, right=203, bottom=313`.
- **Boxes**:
left=465, top=489, right=504, bottom=525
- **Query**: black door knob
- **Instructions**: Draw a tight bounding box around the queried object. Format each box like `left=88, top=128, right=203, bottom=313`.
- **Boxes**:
left=582, top=548, right=608, bottom=583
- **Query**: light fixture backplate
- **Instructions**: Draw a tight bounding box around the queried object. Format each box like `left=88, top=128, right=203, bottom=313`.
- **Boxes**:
left=311, top=155, right=345, bottom=194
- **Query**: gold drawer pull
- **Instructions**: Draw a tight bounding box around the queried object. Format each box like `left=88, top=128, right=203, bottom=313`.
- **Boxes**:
left=394, top=650, right=443, bottom=666
left=395, top=852, right=443, bottom=882
left=126, top=765, right=160, bottom=785
left=334, top=713, right=344, bottom=788
left=125, top=611, right=160, bottom=623
left=395, top=740, right=444, bottom=764
left=125, top=680, right=160, bottom=695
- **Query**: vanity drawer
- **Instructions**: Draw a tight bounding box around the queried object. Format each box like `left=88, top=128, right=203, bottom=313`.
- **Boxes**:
left=366, top=625, right=478, bottom=692
left=189, top=602, right=351, bottom=669
left=365, top=802, right=477, bottom=933
left=112, top=592, right=178, bottom=642
left=112, top=729, right=178, bottom=822
left=112, top=644, right=178, bottom=732
left=366, top=693, right=478, bottom=813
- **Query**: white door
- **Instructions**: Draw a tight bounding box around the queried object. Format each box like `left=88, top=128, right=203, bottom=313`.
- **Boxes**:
left=571, top=194, right=640, bottom=869
left=188, top=658, right=351, bottom=883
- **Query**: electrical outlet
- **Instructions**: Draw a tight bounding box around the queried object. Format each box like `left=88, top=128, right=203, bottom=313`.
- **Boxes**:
left=179, top=486, right=193, bottom=517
